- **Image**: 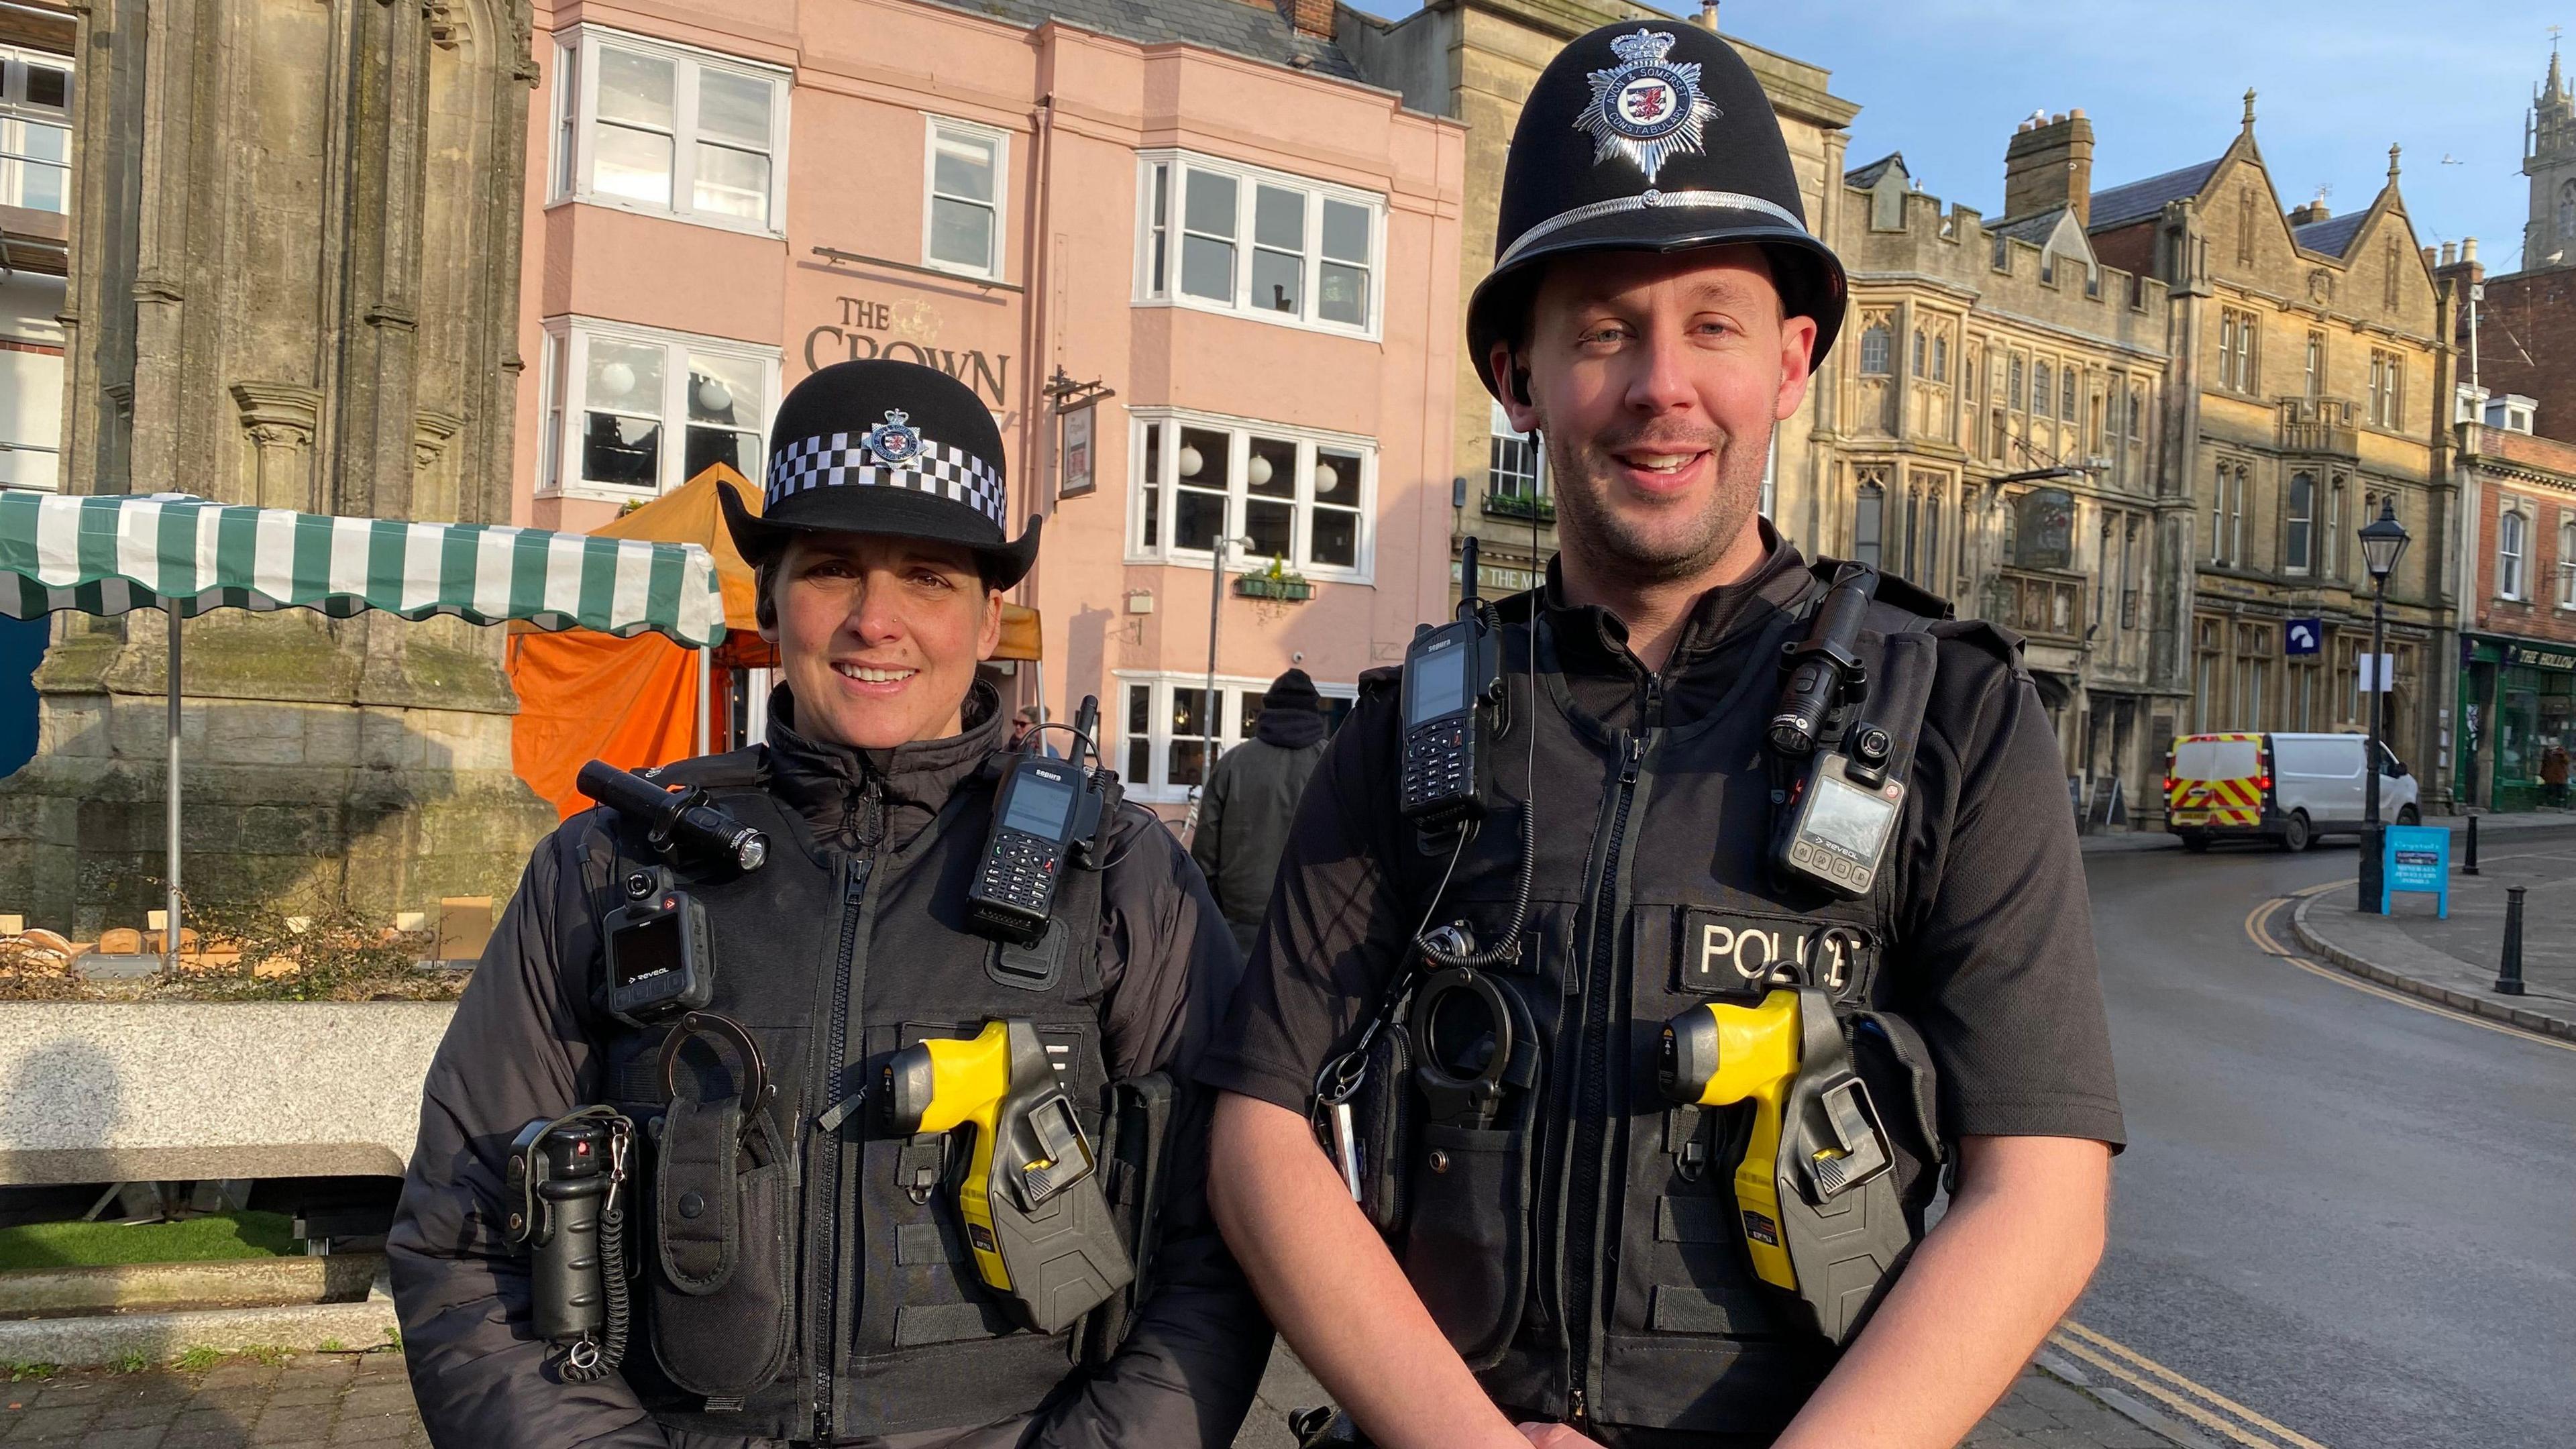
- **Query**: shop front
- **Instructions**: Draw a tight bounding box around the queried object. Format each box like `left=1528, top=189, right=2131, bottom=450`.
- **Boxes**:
left=2458, top=634, right=2576, bottom=810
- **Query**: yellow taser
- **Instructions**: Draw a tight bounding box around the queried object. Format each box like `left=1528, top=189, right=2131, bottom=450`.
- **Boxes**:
left=883, top=1018, right=1032, bottom=1291
left=1656, top=991, right=1802, bottom=1291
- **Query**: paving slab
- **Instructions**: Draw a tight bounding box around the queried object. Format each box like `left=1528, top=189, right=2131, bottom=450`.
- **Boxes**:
left=6, top=1343, right=2190, bottom=1448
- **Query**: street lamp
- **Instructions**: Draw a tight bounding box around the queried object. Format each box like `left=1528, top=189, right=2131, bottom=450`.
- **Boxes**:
left=2357, top=496, right=2410, bottom=914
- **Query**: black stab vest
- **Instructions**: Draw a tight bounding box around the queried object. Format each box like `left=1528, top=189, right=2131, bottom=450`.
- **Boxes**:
left=580, top=751, right=1112, bottom=1443
left=1387, top=594, right=1947, bottom=1441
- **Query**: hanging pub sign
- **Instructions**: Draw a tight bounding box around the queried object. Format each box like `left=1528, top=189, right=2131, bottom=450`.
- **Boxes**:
left=1040, top=366, right=1116, bottom=502
left=2012, top=487, right=2076, bottom=571
left=1059, top=401, right=1097, bottom=499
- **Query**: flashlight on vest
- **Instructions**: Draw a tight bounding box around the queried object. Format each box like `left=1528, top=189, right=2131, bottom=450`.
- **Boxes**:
left=882, top=1019, right=1134, bottom=1334
left=1657, top=993, right=1804, bottom=1293
left=579, top=759, right=769, bottom=873
left=1768, top=565, right=1876, bottom=758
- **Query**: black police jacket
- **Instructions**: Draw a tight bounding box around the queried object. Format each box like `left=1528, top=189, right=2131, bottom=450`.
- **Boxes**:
left=1203, top=543, right=2124, bottom=1446
left=388, top=683, right=1271, bottom=1448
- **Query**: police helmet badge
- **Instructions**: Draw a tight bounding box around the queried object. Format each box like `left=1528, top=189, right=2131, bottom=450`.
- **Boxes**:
left=1576, top=30, right=1721, bottom=186
left=859, top=409, right=924, bottom=470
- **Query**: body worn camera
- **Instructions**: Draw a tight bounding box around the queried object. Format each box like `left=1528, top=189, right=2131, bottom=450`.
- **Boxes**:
left=969, top=696, right=1112, bottom=947
left=1776, top=748, right=1904, bottom=898
left=1400, top=539, right=1503, bottom=830
left=604, top=868, right=716, bottom=1028
left=1768, top=566, right=1899, bottom=901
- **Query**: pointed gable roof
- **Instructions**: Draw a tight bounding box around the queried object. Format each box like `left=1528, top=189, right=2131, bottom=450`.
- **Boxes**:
left=2084, top=157, right=2224, bottom=232
left=1845, top=152, right=1908, bottom=189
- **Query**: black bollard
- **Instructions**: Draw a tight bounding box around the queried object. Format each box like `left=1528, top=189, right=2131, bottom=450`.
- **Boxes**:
left=2496, top=885, right=2528, bottom=996
left=2466, top=814, right=2481, bottom=875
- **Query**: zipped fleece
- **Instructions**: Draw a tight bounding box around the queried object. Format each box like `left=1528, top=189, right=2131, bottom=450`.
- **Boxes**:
left=389, top=683, right=1271, bottom=1448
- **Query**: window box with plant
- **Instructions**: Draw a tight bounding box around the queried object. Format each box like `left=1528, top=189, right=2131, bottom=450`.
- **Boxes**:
left=1233, top=558, right=1313, bottom=601
left=1483, top=490, right=1555, bottom=523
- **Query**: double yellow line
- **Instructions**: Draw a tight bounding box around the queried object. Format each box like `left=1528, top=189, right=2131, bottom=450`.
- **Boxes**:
left=2049, top=1320, right=2329, bottom=1449
left=2245, top=886, right=2576, bottom=1054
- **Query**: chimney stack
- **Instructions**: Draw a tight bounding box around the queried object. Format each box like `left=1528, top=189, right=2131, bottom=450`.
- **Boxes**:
left=2463, top=236, right=2479, bottom=262
left=2440, top=241, right=2458, bottom=266
left=1283, top=0, right=1334, bottom=41
left=2002, top=108, right=2096, bottom=227
left=1695, top=2, right=1719, bottom=32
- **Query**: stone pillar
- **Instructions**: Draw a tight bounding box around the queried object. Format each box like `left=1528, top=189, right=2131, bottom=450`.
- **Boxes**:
left=1, top=0, right=553, bottom=934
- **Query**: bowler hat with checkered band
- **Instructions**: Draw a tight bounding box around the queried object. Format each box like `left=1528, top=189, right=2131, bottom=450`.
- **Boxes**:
left=720, top=358, right=1040, bottom=588
left=1465, top=21, right=1847, bottom=398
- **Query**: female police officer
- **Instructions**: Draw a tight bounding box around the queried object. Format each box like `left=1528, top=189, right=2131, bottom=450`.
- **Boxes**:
left=388, top=360, right=1270, bottom=1448
left=1200, top=23, right=2123, bottom=1449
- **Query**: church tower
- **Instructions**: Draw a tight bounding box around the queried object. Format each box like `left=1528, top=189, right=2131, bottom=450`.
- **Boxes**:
left=2529, top=38, right=2576, bottom=270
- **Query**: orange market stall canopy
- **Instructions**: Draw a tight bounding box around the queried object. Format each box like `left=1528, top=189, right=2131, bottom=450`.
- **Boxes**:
left=506, top=466, right=1040, bottom=818
left=0, top=488, right=724, bottom=965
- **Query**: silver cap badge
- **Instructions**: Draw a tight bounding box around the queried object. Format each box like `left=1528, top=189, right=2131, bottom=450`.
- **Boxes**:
left=1575, top=30, right=1720, bottom=186
left=859, top=409, right=924, bottom=470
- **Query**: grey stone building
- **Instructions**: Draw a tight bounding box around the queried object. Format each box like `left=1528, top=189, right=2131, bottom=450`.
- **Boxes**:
left=0, top=0, right=551, bottom=933
left=1823, top=114, right=2186, bottom=827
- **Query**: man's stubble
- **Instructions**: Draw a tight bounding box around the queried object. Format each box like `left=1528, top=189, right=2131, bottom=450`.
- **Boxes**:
left=1540, top=411, right=1774, bottom=587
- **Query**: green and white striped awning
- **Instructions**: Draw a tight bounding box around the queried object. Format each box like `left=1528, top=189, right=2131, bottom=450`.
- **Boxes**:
left=0, top=491, right=725, bottom=645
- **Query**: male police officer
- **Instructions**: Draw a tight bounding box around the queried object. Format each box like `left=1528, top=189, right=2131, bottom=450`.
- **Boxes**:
left=1201, top=25, right=2121, bottom=1449
left=390, top=360, right=1270, bottom=1448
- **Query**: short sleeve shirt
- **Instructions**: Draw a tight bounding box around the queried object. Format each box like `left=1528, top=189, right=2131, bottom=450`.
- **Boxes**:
left=1195, top=549, right=2125, bottom=1151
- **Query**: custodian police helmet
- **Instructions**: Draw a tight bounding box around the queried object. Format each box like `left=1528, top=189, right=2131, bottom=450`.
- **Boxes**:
left=1466, top=21, right=1847, bottom=398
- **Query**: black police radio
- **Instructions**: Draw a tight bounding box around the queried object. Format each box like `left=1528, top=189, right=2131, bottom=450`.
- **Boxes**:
left=1769, top=565, right=1906, bottom=900
left=1401, top=536, right=1505, bottom=830
left=969, top=695, right=1112, bottom=946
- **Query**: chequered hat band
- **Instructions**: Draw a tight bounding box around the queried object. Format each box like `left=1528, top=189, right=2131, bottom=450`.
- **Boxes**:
left=765, top=431, right=1006, bottom=529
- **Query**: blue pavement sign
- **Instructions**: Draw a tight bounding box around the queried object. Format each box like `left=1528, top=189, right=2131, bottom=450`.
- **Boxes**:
left=2383, top=824, right=2450, bottom=918
left=2285, top=618, right=2322, bottom=656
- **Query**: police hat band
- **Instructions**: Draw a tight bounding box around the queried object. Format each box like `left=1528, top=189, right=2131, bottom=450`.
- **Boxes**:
left=1493, top=188, right=1811, bottom=274
left=765, top=420, right=1006, bottom=531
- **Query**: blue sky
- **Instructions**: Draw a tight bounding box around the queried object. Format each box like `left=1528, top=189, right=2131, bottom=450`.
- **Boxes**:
left=1345, top=0, right=2563, bottom=272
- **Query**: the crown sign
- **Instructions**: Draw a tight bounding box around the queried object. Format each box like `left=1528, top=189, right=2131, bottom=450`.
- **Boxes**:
left=1609, top=29, right=1677, bottom=66
left=882, top=409, right=910, bottom=426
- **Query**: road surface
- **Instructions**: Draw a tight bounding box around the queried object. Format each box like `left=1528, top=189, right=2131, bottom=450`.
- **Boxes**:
left=2073, top=830, right=2576, bottom=1448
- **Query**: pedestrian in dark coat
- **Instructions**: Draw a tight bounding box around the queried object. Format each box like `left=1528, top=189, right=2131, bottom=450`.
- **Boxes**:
left=1190, top=669, right=1330, bottom=957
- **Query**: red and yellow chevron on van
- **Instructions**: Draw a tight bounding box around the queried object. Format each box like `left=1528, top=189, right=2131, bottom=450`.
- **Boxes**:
left=2165, top=733, right=2271, bottom=841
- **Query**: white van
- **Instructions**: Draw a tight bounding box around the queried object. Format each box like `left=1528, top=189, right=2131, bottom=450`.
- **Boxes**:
left=2165, top=731, right=2421, bottom=851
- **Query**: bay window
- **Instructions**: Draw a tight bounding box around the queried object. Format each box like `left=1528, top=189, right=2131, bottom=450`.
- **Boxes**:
left=1138, top=152, right=1382, bottom=335
left=539, top=318, right=780, bottom=499
left=551, top=27, right=788, bottom=234
left=1120, top=674, right=1355, bottom=802
left=1130, top=411, right=1375, bottom=580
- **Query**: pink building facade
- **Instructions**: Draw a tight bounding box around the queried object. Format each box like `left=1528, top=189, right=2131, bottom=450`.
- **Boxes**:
left=513, top=0, right=1465, bottom=812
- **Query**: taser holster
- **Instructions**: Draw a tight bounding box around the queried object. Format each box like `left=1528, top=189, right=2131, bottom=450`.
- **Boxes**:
left=1766, top=987, right=1914, bottom=1343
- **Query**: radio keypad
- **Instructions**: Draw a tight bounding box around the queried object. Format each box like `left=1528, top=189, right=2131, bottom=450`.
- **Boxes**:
left=979, top=827, right=1059, bottom=910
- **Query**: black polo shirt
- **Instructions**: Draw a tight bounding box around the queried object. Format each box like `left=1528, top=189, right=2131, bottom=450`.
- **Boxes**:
left=1198, top=544, right=2125, bottom=1150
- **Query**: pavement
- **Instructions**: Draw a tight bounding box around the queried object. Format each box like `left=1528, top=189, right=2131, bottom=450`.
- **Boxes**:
left=2289, top=830, right=2576, bottom=1039
left=2078, top=837, right=2575, bottom=1448
left=1, top=1342, right=2193, bottom=1448
left=0, top=1351, right=423, bottom=1448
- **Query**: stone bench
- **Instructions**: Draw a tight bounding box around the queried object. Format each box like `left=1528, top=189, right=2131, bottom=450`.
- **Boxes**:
left=0, top=1002, right=453, bottom=1186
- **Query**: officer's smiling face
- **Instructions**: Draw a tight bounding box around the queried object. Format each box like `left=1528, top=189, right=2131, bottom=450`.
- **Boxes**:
left=761, top=533, right=1004, bottom=750
left=1495, top=246, right=1816, bottom=586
